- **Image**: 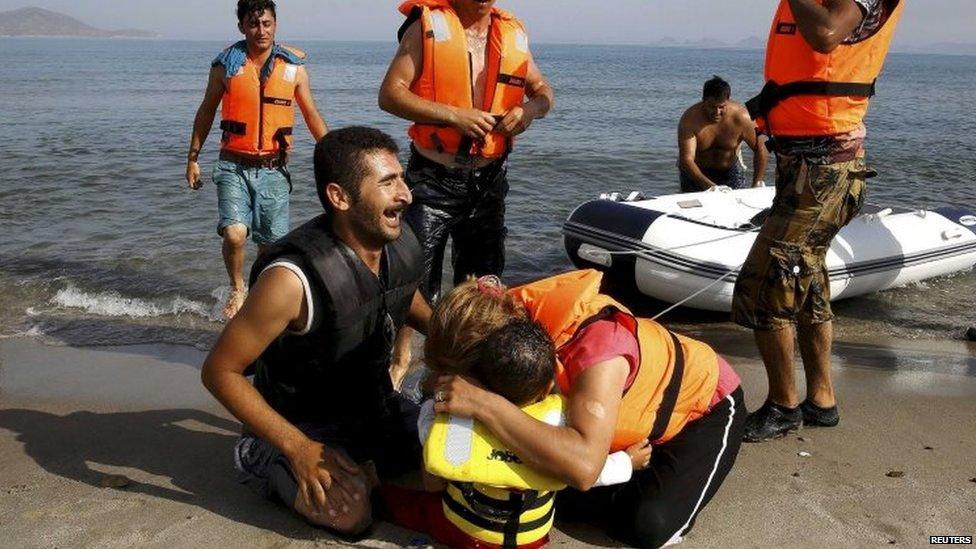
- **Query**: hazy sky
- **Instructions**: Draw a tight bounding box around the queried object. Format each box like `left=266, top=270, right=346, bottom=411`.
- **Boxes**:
left=1, top=1, right=972, bottom=46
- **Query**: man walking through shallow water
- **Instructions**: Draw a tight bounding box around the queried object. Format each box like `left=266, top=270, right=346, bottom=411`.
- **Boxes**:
left=378, top=0, right=554, bottom=386
left=733, top=0, right=903, bottom=442
left=678, top=76, right=767, bottom=192
left=184, top=0, right=328, bottom=320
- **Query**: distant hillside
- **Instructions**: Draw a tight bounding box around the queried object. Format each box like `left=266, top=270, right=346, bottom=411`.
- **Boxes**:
left=0, top=6, right=158, bottom=38
left=894, top=42, right=976, bottom=56
left=649, top=36, right=765, bottom=51
left=644, top=35, right=976, bottom=56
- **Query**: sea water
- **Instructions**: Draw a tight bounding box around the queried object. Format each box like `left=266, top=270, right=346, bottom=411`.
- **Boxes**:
left=1, top=38, right=974, bottom=350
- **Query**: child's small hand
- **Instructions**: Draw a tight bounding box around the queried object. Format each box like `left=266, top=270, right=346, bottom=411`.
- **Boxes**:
left=625, top=439, right=652, bottom=470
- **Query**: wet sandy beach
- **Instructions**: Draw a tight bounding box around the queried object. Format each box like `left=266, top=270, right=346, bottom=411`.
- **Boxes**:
left=1, top=335, right=974, bottom=547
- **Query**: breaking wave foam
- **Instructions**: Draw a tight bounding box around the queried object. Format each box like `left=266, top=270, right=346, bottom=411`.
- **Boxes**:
left=52, top=285, right=211, bottom=319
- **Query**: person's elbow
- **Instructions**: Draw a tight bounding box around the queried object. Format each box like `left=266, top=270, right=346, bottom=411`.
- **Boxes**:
left=377, top=85, right=399, bottom=115
left=200, top=356, right=225, bottom=396
left=806, top=26, right=846, bottom=54
left=200, top=359, right=217, bottom=394
left=563, top=457, right=604, bottom=491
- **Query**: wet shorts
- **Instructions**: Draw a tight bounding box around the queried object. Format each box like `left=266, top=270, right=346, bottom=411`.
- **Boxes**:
left=679, top=162, right=746, bottom=192
left=730, top=155, right=868, bottom=329
left=213, top=159, right=290, bottom=245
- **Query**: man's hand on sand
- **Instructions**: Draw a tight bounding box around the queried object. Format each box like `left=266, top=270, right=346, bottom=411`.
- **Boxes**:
left=450, top=107, right=497, bottom=140
left=496, top=105, right=534, bottom=137
left=185, top=160, right=202, bottom=190
left=287, top=438, right=365, bottom=520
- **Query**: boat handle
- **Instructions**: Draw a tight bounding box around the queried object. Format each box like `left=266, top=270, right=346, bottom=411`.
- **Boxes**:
left=578, top=244, right=613, bottom=267
left=942, top=228, right=963, bottom=240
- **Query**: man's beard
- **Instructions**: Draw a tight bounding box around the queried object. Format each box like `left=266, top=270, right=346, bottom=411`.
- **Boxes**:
left=350, top=203, right=399, bottom=249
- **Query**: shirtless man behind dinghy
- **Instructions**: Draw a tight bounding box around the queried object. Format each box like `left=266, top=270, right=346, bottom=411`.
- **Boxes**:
left=678, top=76, right=767, bottom=192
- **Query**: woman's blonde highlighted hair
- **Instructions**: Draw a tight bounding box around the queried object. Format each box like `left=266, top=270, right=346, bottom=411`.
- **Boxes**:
left=424, top=276, right=527, bottom=376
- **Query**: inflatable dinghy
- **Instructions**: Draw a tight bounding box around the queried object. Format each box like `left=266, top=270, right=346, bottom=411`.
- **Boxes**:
left=563, top=186, right=976, bottom=312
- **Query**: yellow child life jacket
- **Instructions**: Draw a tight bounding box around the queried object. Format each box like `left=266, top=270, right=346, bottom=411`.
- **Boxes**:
left=397, top=0, right=530, bottom=160
left=424, top=393, right=566, bottom=547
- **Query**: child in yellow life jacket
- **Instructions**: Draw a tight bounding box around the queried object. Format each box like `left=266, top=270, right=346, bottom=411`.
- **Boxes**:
left=378, top=316, right=650, bottom=549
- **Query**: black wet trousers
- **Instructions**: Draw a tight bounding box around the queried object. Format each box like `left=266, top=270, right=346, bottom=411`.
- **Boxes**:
left=557, top=387, right=747, bottom=549
left=403, top=148, right=509, bottom=303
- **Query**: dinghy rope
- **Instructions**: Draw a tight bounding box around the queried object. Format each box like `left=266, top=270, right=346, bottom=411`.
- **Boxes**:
left=581, top=202, right=765, bottom=320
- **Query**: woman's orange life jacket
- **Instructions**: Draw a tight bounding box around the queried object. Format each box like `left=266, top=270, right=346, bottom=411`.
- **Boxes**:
left=398, top=0, right=530, bottom=160
left=219, top=45, right=305, bottom=157
left=754, top=0, right=903, bottom=136
left=510, top=270, right=720, bottom=451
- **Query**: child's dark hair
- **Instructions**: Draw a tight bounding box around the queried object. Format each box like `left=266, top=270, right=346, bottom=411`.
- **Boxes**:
left=474, top=319, right=556, bottom=406
left=237, top=0, right=276, bottom=23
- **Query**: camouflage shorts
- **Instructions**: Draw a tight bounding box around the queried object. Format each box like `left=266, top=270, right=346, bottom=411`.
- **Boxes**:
left=730, top=155, right=868, bottom=330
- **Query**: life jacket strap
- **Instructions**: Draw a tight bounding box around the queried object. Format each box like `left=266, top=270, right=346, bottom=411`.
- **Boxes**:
left=398, top=5, right=424, bottom=42
left=746, top=79, right=877, bottom=120
left=262, top=96, right=293, bottom=107
left=430, top=131, right=446, bottom=154
left=454, top=482, right=552, bottom=519
left=496, top=73, right=526, bottom=88
left=220, top=120, right=247, bottom=135
left=649, top=331, right=685, bottom=443
left=454, top=136, right=475, bottom=166
left=443, top=483, right=554, bottom=548
left=273, top=127, right=293, bottom=192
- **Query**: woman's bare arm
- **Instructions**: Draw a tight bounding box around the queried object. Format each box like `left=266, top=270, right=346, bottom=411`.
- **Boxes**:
left=434, top=357, right=629, bottom=490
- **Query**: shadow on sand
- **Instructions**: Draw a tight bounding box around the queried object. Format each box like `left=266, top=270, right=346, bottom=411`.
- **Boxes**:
left=0, top=407, right=408, bottom=544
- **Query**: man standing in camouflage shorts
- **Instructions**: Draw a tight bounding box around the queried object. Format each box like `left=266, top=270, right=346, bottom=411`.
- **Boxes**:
left=733, top=0, right=903, bottom=442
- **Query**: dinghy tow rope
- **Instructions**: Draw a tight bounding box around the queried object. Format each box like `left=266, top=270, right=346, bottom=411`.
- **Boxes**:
left=583, top=203, right=765, bottom=320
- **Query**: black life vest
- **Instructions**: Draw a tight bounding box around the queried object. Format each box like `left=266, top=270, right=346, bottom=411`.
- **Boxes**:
left=247, top=214, right=423, bottom=427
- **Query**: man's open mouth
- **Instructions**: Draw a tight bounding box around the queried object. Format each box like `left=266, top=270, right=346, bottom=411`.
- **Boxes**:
left=383, top=206, right=403, bottom=226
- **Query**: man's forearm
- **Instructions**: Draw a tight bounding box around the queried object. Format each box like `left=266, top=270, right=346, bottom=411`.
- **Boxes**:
left=407, top=290, right=432, bottom=335
left=752, top=148, right=768, bottom=185
left=788, top=0, right=832, bottom=28
left=203, top=368, right=308, bottom=458
left=524, top=84, right=554, bottom=120
left=680, top=159, right=715, bottom=189
left=788, top=0, right=863, bottom=53
left=475, top=391, right=608, bottom=490
left=379, top=86, right=456, bottom=126
left=188, top=108, right=215, bottom=161
left=304, top=111, right=328, bottom=142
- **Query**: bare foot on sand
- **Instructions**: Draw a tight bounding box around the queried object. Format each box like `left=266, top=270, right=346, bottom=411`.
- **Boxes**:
left=223, top=287, right=247, bottom=320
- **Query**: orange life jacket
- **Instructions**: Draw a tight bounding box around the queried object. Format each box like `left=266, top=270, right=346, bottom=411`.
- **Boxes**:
left=398, top=0, right=530, bottom=160
left=750, top=0, right=903, bottom=136
left=220, top=45, right=305, bottom=157
left=510, top=270, right=720, bottom=451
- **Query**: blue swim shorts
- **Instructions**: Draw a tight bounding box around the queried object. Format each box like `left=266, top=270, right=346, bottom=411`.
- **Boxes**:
left=213, top=159, right=290, bottom=245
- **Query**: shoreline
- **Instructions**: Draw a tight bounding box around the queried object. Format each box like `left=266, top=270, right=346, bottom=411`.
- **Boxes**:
left=1, top=335, right=974, bottom=547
